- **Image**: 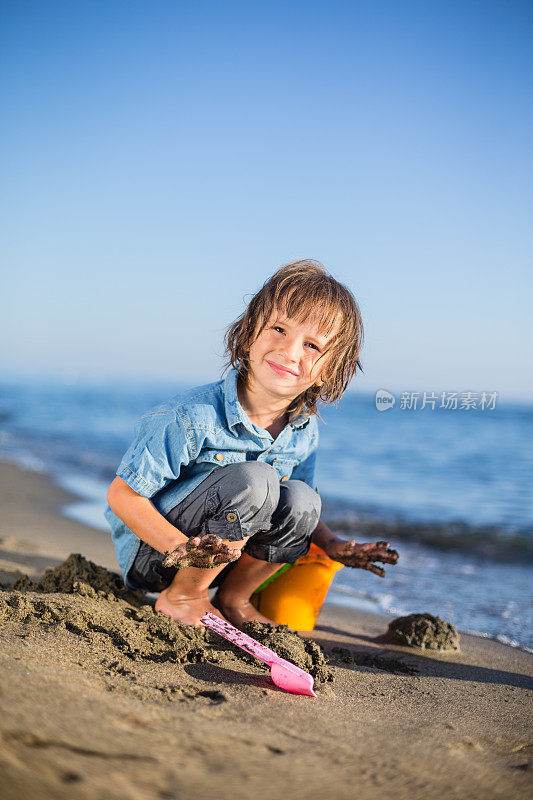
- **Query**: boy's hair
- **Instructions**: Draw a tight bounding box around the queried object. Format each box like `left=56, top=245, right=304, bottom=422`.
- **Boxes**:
left=223, top=260, right=364, bottom=423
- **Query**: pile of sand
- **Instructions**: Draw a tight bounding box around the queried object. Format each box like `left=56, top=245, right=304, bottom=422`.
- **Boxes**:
left=11, top=553, right=138, bottom=598
left=386, top=612, right=460, bottom=651
left=2, top=554, right=333, bottom=683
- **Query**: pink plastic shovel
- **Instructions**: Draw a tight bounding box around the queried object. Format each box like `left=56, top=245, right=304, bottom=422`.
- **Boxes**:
left=201, top=612, right=317, bottom=697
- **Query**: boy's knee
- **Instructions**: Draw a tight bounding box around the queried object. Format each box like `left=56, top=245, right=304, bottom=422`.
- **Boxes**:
left=280, top=480, right=322, bottom=523
left=230, top=461, right=280, bottom=511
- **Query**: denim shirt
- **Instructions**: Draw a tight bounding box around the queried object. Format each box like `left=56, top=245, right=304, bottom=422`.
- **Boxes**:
left=105, top=367, right=319, bottom=585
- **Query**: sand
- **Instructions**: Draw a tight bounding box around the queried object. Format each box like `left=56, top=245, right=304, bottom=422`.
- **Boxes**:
left=0, top=460, right=531, bottom=800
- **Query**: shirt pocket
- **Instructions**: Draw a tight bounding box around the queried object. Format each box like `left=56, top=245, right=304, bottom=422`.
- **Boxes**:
left=195, top=449, right=247, bottom=467
left=272, top=457, right=299, bottom=482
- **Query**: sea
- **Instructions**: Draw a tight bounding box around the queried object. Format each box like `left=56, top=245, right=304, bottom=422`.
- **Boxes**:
left=1, top=376, right=532, bottom=651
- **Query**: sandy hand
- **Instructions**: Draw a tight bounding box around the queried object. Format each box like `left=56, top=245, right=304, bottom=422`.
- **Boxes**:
left=325, top=539, right=399, bottom=577
left=162, top=534, right=242, bottom=570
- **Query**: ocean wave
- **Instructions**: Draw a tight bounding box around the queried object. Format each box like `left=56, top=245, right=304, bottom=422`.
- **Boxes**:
left=459, top=629, right=533, bottom=655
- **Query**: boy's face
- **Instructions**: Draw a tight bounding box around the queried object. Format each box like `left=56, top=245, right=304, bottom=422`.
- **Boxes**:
left=246, top=306, right=339, bottom=403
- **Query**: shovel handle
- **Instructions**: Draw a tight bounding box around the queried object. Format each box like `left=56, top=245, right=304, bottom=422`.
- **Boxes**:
left=201, top=612, right=279, bottom=664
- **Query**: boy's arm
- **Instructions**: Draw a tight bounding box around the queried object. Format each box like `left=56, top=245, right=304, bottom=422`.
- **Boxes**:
left=311, top=518, right=339, bottom=552
left=107, top=478, right=240, bottom=569
left=108, top=409, right=241, bottom=569
left=109, top=408, right=193, bottom=554
left=312, top=518, right=399, bottom=577
left=107, top=476, right=188, bottom=554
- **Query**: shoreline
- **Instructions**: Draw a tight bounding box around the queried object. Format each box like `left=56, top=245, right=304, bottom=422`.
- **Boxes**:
left=0, top=459, right=118, bottom=583
left=0, top=459, right=532, bottom=799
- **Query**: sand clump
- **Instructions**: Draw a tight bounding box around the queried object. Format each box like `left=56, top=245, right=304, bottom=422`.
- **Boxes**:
left=0, top=587, right=208, bottom=666
left=241, top=621, right=333, bottom=684
left=386, top=612, right=460, bottom=651
left=11, top=553, right=138, bottom=599
left=2, top=554, right=333, bottom=683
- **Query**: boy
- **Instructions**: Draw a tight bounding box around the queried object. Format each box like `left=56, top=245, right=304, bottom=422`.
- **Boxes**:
left=106, top=261, right=398, bottom=626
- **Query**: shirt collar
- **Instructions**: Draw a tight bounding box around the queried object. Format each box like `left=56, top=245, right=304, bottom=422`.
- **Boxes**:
left=223, top=367, right=311, bottom=433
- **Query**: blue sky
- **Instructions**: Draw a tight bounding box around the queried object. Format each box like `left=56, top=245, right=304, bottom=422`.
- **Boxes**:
left=1, top=0, right=532, bottom=400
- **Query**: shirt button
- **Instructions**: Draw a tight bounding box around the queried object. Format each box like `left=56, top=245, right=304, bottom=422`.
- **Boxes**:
left=226, top=512, right=237, bottom=522
left=215, top=453, right=224, bottom=461
left=281, top=475, right=289, bottom=482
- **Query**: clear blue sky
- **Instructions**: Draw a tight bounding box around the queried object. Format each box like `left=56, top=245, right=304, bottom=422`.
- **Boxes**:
left=1, top=0, right=532, bottom=400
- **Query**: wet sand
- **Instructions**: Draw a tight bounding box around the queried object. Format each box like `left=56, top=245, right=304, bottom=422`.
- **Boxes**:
left=0, top=460, right=532, bottom=800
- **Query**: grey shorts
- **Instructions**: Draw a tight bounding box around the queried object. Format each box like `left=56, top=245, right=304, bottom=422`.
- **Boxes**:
left=127, top=460, right=321, bottom=593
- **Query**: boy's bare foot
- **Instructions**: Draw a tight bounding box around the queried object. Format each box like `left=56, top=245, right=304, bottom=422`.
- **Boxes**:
left=155, top=588, right=226, bottom=627
left=212, top=592, right=277, bottom=628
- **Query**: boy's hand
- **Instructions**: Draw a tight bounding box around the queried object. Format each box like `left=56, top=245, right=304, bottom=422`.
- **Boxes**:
left=163, top=534, right=242, bottom=570
left=324, top=539, right=399, bottom=577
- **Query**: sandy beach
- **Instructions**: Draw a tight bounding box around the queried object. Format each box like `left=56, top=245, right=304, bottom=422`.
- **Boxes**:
left=0, top=460, right=531, bottom=800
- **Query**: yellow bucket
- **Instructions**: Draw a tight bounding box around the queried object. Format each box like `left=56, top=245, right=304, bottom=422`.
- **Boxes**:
left=250, top=542, right=344, bottom=631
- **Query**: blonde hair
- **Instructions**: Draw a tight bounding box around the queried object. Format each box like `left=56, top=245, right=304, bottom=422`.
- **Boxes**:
left=223, top=260, right=364, bottom=423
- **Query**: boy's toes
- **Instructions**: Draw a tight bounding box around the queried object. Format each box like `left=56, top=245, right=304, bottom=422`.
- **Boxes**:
left=155, top=590, right=226, bottom=627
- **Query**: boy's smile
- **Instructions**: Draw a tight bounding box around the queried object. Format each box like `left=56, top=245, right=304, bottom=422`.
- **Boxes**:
left=266, top=359, right=299, bottom=377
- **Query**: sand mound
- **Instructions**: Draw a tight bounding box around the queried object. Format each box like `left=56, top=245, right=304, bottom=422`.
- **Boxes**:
left=242, top=621, right=333, bottom=684
left=386, top=612, right=460, bottom=651
left=0, top=589, right=210, bottom=664
left=3, top=555, right=333, bottom=683
left=12, top=553, right=140, bottom=600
